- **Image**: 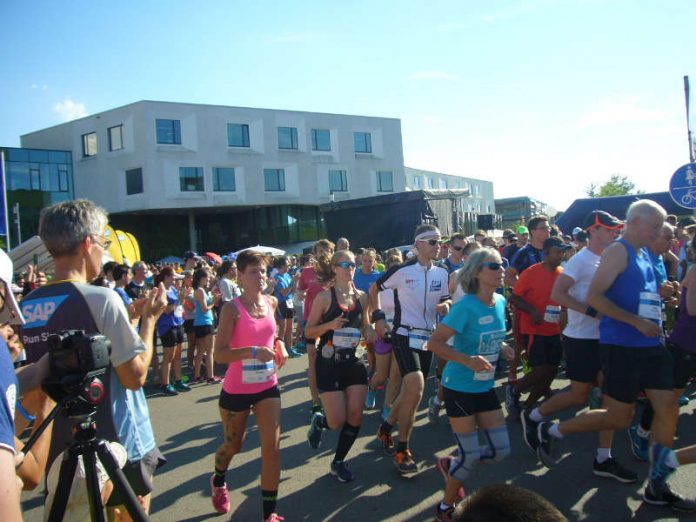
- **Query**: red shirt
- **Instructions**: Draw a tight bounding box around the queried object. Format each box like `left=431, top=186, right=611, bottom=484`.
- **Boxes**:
left=297, top=266, right=325, bottom=321
left=512, top=262, right=563, bottom=336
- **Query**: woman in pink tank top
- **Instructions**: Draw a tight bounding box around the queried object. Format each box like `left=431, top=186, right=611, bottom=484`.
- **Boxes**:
left=210, top=250, right=288, bottom=522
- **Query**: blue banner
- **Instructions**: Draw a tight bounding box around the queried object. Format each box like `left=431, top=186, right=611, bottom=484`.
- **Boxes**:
left=0, top=151, right=7, bottom=238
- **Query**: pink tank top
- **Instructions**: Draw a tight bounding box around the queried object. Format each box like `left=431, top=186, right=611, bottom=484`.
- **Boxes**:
left=223, top=296, right=278, bottom=395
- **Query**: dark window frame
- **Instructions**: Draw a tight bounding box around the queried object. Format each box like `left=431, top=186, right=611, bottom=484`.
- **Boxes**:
left=179, top=167, right=204, bottom=192
left=81, top=132, right=97, bottom=157
left=311, top=129, right=331, bottom=151
left=264, top=168, right=286, bottom=192
left=156, top=119, right=182, bottom=145
left=328, top=170, right=348, bottom=193
left=377, top=171, right=393, bottom=192
left=213, top=167, right=236, bottom=192
left=227, top=123, right=250, bottom=148
left=125, top=168, right=144, bottom=195
left=277, top=126, right=298, bottom=150
left=108, top=125, right=124, bottom=151
left=353, top=132, right=372, bottom=153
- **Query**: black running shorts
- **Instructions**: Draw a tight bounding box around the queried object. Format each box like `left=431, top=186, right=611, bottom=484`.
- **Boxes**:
left=392, top=333, right=434, bottom=378
left=443, top=387, right=501, bottom=418
left=601, top=343, right=674, bottom=404
left=527, top=334, right=563, bottom=368
left=563, top=335, right=601, bottom=383
left=218, top=386, right=281, bottom=412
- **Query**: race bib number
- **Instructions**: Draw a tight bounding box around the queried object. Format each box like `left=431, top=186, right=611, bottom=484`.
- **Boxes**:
left=334, top=327, right=361, bottom=350
left=474, top=330, right=506, bottom=381
left=638, top=292, right=661, bottom=321
left=474, top=353, right=500, bottom=381
left=241, top=359, right=275, bottom=384
left=544, top=305, right=561, bottom=324
left=408, top=329, right=431, bottom=351
left=174, top=305, right=183, bottom=319
left=284, top=299, right=294, bottom=309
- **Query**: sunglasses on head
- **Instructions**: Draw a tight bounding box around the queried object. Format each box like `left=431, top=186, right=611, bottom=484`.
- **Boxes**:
left=482, top=262, right=503, bottom=271
left=418, top=239, right=441, bottom=246
left=336, top=261, right=356, bottom=269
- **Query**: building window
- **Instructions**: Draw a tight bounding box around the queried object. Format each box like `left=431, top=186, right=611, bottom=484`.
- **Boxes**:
left=353, top=132, right=372, bottom=153
left=329, top=170, right=348, bottom=193
left=427, top=177, right=434, bottom=189
left=213, top=167, right=236, bottom=191
left=439, top=179, right=447, bottom=189
left=82, top=132, right=97, bottom=157
left=108, top=125, right=124, bottom=151
left=377, top=171, right=393, bottom=192
left=156, top=119, right=181, bottom=144
left=264, top=169, right=285, bottom=191
left=227, top=123, right=250, bottom=147
left=311, top=129, right=331, bottom=151
left=278, top=127, right=298, bottom=150
left=179, top=167, right=204, bottom=192
left=58, top=166, right=69, bottom=192
left=126, top=168, right=143, bottom=195
left=30, top=167, right=40, bottom=190
left=413, top=176, right=422, bottom=189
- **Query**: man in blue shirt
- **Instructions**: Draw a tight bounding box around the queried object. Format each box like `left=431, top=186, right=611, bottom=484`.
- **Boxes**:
left=354, top=248, right=383, bottom=293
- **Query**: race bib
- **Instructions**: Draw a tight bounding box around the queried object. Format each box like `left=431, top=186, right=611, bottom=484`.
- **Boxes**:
left=333, top=327, right=361, bottom=350
left=241, top=359, right=275, bottom=384
left=474, top=330, right=506, bottom=381
left=174, top=305, right=183, bottom=319
left=285, top=299, right=294, bottom=309
left=474, top=353, right=500, bottom=381
left=638, top=292, right=661, bottom=321
left=408, top=329, right=431, bottom=351
left=544, top=305, right=561, bottom=323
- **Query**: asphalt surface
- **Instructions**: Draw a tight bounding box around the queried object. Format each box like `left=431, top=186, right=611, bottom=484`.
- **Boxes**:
left=19, top=349, right=696, bottom=522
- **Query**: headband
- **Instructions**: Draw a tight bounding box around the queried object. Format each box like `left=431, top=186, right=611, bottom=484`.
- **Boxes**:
left=414, top=231, right=441, bottom=242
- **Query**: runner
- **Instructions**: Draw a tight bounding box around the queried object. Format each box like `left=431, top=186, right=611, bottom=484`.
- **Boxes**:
left=440, top=233, right=467, bottom=274
left=535, top=200, right=696, bottom=512
left=180, top=270, right=198, bottom=371
left=273, top=256, right=298, bottom=356
left=505, top=237, right=570, bottom=418
left=428, top=247, right=514, bottom=521
left=371, top=224, right=451, bottom=474
left=192, top=268, right=222, bottom=383
left=297, top=239, right=335, bottom=419
left=520, top=211, right=636, bottom=483
left=211, top=250, right=288, bottom=521
left=305, top=250, right=374, bottom=482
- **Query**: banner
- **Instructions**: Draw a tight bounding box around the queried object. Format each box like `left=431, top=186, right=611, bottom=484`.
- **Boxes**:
left=0, top=151, right=9, bottom=244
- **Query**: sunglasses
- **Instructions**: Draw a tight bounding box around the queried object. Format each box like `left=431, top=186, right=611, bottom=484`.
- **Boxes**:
left=482, top=262, right=503, bottom=271
left=92, top=235, right=113, bottom=250
left=336, top=261, right=356, bottom=269
left=418, top=239, right=441, bottom=246
left=451, top=245, right=463, bottom=252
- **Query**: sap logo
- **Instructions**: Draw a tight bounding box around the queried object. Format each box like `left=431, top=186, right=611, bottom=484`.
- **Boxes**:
left=21, top=296, right=68, bottom=328
left=479, top=315, right=494, bottom=325
left=429, top=280, right=442, bottom=292
left=405, top=279, right=416, bottom=285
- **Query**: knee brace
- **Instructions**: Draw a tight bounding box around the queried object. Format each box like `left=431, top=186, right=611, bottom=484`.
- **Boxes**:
left=449, top=432, right=480, bottom=482
left=480, top=426, right=511, bottom=463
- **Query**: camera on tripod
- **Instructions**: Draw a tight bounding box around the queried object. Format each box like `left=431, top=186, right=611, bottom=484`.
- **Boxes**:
left=42, top=330, right=112, bottom=415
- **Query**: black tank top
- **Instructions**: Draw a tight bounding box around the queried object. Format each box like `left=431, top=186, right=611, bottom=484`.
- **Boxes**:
left=318, top=287, right=363, bottom=348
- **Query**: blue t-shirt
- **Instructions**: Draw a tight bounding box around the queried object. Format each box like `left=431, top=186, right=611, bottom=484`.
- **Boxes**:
left=114, top=287, right=132, bottom=307
left=274, top=273, right=293, bottom=303
left=157, top=286, right=185, bottom=335
left=441, top=293, right=507, bottom=393
left=354, top=270, right=383, bottom=294
left=0, top=338, right=16, bottom=454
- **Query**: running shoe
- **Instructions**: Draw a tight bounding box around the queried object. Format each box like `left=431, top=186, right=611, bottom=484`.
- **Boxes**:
left=434, top=503, right=456, bottom=522
left=628, top=424, right=649, bottom=462
left=174, top=380, right=192, bottom=392
left=592, top=457, right=638, bottom=483
left=288, top=347, right=302, bottom=358
left=376, top=426, right=395, bottom=456
left=679, top=393, right=690, bottom=406
left=435, top=456, right=465, bottom=500
left=161, top=384, right=178, bottom=396
left=536, top=422, right=560, bottom=469
left=588, top=386, right=603, bottom=409
left=365, top=388, right=376, bottom=409
left=520, top=409, right=540, bottom=451
left=192, top=376, right=206, bottom=384
left=504, top=383, right=521, bottom=419
left=394, top=449, right=418, bottom=475
left=381, top=406, right=391, bottom=422
left=643, top=481, right=696, bottom=512
left=262, top=514, right=285, bottom=522
left=427, top=396, right=442, bottom=425
left=207, top=376, right=223, bottom=384
left=210, top=474, right=230, bottom=514
left=330, top=460, right=354, bottom=483
left=309, top=403, right=323, bottom=421
left=307, top=411, right=324, bottom=449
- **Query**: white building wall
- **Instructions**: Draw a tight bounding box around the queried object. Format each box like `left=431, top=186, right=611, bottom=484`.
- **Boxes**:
left=404, top=166, right=496, bottom=214
left=21, top=100, right=405, bottom=213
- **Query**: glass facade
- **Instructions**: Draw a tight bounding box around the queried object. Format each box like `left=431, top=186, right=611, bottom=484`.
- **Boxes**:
left=1, top=147, right=74, bottom=248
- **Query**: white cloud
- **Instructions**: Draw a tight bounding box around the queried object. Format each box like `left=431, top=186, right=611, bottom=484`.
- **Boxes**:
left=408, top=71, right=459, bottom=81
left=52, top=99, right=88, bottom=121
left=578, top=97, right=667, bottom=128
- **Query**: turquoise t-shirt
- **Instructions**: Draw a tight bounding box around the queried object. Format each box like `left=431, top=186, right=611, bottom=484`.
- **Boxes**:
left=441, top=293, right=507, bottom=393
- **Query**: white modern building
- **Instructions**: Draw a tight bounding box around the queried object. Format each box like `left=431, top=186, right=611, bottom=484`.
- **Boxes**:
left=20, top=100, right=405, bottom=258
left=404, top=167, right=496, bottom=215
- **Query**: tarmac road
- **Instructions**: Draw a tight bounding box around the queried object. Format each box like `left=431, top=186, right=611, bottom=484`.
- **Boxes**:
left=19, top=351, right=696, bottom=522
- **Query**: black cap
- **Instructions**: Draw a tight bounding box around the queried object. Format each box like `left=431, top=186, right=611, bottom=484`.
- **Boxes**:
left=583, top=210, right=623, bottom=232
left=183, top=251, right=198, bottom=260
left=543, top=237, right=573, bottom=251
left=678, top=216, right=696, bottom=228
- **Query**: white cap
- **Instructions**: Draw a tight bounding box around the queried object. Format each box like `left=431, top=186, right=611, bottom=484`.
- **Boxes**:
left=0, top=249, right=24, bottom=325
left=572, top=227, right=583, bottom=236
left=44, top=441, right=128, bottom=521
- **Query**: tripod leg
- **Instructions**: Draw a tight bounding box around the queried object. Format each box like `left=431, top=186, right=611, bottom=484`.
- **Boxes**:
left=47, top=450, right=79, bottom=522
left=95, top=440, right=149, bottom=522
left=83, top=445, right=107, bottom=522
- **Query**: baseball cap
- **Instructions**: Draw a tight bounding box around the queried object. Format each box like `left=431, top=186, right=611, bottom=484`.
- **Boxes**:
left=543, top=237, right=573, bottom=251
left=183, top=251, right=198, bottom=260
left=0, top=249, right=24, bottom=325
left=678, top=216, right=696, bottom=229
left=572, top=226, right=583, bottom=236
left=583, top=210, right=623, bottom=231
left=516, top=226, right=529, bottom=234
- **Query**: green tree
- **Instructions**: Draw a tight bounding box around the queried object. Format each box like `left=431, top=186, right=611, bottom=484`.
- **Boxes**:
left=585, top=175, right=644, bottom=197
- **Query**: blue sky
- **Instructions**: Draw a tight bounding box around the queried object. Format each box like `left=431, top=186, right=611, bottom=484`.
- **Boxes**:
left=2, top=0, right=695, bottom=210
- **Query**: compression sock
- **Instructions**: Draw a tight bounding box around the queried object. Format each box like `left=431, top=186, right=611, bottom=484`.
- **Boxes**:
left=380, top=420, right=394, bottom=435
left=213, top=467, right=226, bottom=487
left=397, top=440, right=408, bottom=454
left=334, top=423, right=360, bottom=463
left=261, top=489, right=278, bottom=519
left=649, top=443, right=679, bottom=487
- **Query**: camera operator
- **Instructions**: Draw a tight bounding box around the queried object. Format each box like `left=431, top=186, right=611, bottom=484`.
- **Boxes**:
left=20, top=199, right=167, bottom=519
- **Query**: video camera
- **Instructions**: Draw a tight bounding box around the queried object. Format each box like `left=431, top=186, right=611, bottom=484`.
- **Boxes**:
left=42, top=330, right=112, bottom=416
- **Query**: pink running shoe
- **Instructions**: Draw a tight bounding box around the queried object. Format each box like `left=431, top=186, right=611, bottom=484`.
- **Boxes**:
left=436, top=456, right=465, bottom=501
left=210, top=474, right=230, bottom=514
left=263, top=514, right=285, bottom=522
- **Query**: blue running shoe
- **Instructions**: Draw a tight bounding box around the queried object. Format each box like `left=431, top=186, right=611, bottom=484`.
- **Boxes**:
left=365, top=388, right=376, bottom=409
left=628, top=424, right=649, bottom=462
